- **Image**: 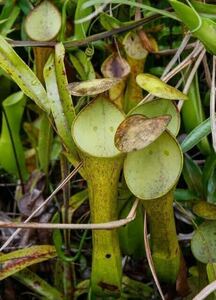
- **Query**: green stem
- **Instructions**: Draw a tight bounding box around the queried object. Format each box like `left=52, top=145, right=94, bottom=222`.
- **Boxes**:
left=82, top=153, right=124, bottom=297
left=143, top=190, right=180, bottom=283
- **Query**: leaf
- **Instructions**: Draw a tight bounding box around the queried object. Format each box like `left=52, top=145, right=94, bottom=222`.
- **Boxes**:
left=136, top=73, right=188, bottom=100
left=38, top=113, right=53, bottom=174
left=191, top=221, right=216, bottom=264
left=0, top=6, right=20, bottom=37
left=14, top=268, right=64, bottom=300
left=44, top=54, right=79, bottom=161
left=0, top=245, right=56, bottom=280
left=182, top=154, right=203, bottom=197
left=124, top=131, right=183, bottom=199
left=0, top=91, right=28, bottom=179
left=69, top=50, right=95, bottom=81
left=206, top=169, right=216, bottom=205
left=72, top=96, right=125, bottom=157
left=24, top=1, right=61, bottom=41
left=74, top=0, right=93, bottom=40
left=203, top=155, right=216, bottom=198
left=174, top=189, right=199, bottom=202
left=0, top=35, right=50, bottom=112
left=131, top=99, right=180, bottom=136
left=55, top=43, right=76, bottom=127
left=170, top=0, right=216, bottom=55
left=206, top=263, right=216, bottom=283
left=82, top=0, right=179, bottom=21
left=122, top=275, right=153, bottom=298
left=99, top=13, right=122, bottom=31
left=191, top=0, right=216, bottom=15
left=193, top=201, right=216, bottom=220
left=181, top=74, right=211, bottom=154
left=68, top=78, right=121, bottom=96
left=115, top=115, right=171, bottom=152
left=181, top=116, right=211, bottom=153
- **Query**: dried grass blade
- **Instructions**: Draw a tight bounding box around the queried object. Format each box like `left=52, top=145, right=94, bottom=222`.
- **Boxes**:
left=143, top=211, right=165, bottom=300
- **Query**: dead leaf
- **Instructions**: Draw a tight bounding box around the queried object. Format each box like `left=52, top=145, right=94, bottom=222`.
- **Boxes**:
left=101, top=54, right=130, bottom=78
left=0, top=245, right=56, bottom=280
left=68, top=78, right=121, bottom=96
left=115, top=114, right=171, bottom=152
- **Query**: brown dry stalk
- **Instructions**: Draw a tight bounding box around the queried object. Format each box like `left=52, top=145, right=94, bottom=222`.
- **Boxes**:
left=143, top=211, right=165, bottom=300
left=0, top=199, right=139, bottom=231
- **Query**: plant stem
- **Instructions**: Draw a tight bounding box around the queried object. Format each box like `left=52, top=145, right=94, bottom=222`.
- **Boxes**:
left=143, top=190, right=180, bottom=283
left=82, top=153, right=124, bottom=297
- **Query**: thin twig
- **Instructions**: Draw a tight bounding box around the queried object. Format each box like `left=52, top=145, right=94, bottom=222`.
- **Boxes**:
left=9, top=14, right=161, bottom=48
left=0, top=199, right=139, bottom=230
left=162, top=33, right=191, bottom=78
left=143, top=211, right=165, bottom=300
left=0, top=162, right=83, bottom=251
left=155, top=42, right=196, bottom=56
left=210, top=56, right=216, bottom=152
left=178, top=48, right=206, bottom=111
left=203, top=54, right=212, bottom=89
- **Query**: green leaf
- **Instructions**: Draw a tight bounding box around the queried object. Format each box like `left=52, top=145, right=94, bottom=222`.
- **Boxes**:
left=0, top=6, right=20, bottom=37
left=0, top=245, right=56, bottom=280
left=181, top=117, right=211, bottom=153
left=44, top=54, right=79, bottom=161
left=183, top=154, right=203, bottom=197
left=181, top=74, right=211, bottom=154
left=0, top=35, right=50, bottom=112
left=174, top=188, right=199, bottom=202
left=82, top=0, right=179, bottom=21
left=191, top=0, right=216, bottom=16
left=14, top=268, right=64, bottom=300
left=74, top=0, right=93, bottom=40
left=170, top=0, right=216, bottom=55
left=115, top=115, right=171, bottom=152
left=0, top=91, right=28, bottom=179
left=191, top=221, right=216, bottom=264
left=206, top=263, right=216, bottom=284
left=99, top=13, right=122, bottom=31
left=203, top=155, right=216, bottom=198
left=136, top=73, right=188, bottom=100
left=38, top=113, right=53, bottom=174
left=55, top=43, right=76, bottom=127
left=69, top=50, right=95, bottom=81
